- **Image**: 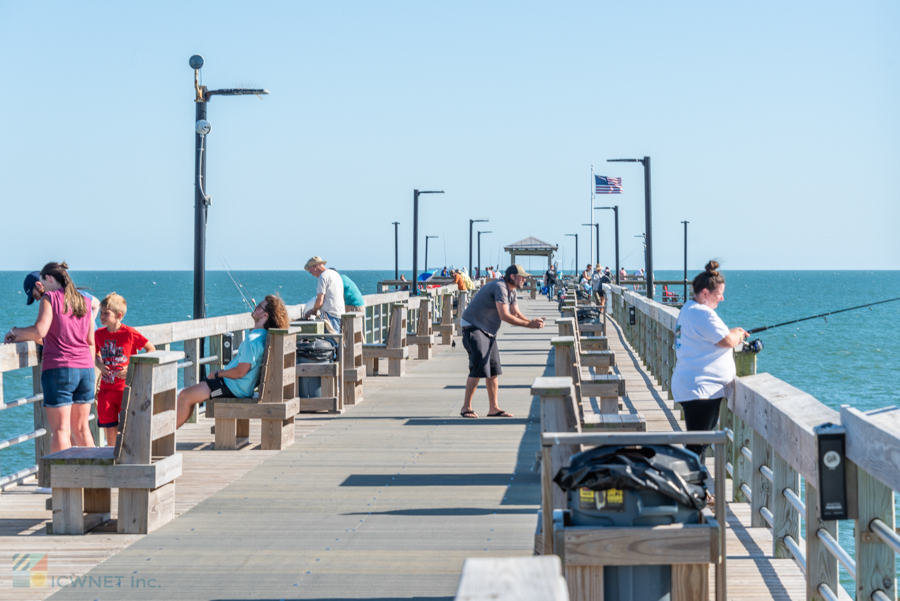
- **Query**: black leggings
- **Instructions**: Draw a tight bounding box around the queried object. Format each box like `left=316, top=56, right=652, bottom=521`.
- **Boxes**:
left=681, top=398, right=724, bottom=465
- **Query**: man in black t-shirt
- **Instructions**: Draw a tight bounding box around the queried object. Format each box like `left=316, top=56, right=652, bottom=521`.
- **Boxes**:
left=459, top=265, right=544, bottom=418
left=544, top=266, right=558, bottom=301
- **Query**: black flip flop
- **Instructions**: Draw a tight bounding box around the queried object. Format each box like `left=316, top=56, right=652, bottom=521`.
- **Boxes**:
left=460, top=411, right=478, bottom=419
left=487, top=410, right=513, bottom=417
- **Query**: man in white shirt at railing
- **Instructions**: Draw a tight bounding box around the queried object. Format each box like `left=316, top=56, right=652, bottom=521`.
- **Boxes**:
left=302, top=256, right=345, bottom=333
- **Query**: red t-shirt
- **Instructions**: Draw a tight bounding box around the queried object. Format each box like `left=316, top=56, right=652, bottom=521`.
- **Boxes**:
left=94, top=324, right=149, bottom=391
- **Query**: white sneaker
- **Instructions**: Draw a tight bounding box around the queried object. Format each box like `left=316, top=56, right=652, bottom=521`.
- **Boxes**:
left=35, top=487, right=52, bottom=494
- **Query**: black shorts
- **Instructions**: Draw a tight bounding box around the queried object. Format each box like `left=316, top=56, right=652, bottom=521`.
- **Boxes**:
left=204, top=376, right=235, bottom=398
left=462, top=327, right=502, bottom=378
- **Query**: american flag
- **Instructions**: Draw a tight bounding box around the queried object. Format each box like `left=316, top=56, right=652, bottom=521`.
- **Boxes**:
left=595, top=175, right=623, bottom=194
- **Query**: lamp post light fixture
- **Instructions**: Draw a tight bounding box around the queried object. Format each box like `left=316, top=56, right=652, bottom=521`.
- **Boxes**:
left=412, top=189, right=445, bottom=295
left=582, top=223, right=599, bottom=266
left=425, top=236, right=439, bottom=273
left=565, top=233, right=579, bottom=275
left=189, top=54, right=269, bottom=320
left=477, top=231, right=492, bottom=275
left=608, top=157, right=654, bottom=299
left=392, top=222, right=400, bottom=280
left=469, top=219, right=489, bottom=275
left=595, top=206, right=620, bottom=285
left=681, top=221, right=689, bottom=302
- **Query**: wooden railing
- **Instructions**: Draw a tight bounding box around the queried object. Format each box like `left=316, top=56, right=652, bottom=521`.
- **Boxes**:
left=0, top=282, right=468, bottom=492
left=604, top=282, right=899, bottom=601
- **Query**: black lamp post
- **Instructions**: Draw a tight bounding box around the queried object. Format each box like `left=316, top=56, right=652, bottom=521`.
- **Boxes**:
left=469, top=219, right=488, bottom=275
left=565, top=234, right=578, bottom=275
left=190, top=54, right=268, bottom=320
left=392, top=222, right=400, bottom=280
left=582, top=223, right=599, bottom=266
left=681, top=221, right=689, bottom=302
left=595, top=206, right=620, bottom=285
left=425, top=236, right=439, bottom=272
left=608, top=157, right=653, bottom=299
left=477, top=230, right=492, bottom=274
left=412, top=189, right=444, bottom=295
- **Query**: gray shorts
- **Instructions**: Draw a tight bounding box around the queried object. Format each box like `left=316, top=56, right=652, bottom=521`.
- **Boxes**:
left=462, top=327, right=502, bottom=378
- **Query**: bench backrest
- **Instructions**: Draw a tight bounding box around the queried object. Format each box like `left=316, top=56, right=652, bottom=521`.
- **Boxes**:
left=259, top=329, right=297, bottom=403
left=115, top=350, right=183, bottom=464
left=388, top=304, right=407, bottom=350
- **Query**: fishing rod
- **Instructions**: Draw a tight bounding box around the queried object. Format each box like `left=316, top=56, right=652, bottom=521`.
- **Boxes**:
left=741, top=296, right=900, bottom=354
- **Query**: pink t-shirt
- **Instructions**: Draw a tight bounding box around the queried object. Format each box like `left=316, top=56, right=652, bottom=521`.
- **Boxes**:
left=42, top=289, right=94, bottom=370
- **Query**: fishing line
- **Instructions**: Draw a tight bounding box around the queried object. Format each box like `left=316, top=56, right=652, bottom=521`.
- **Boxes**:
left=746, top=297, right=900, bottom=335
left=215, top=252, right=256, bottom=312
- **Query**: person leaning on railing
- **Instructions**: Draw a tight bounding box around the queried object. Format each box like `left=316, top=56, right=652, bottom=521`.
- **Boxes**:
left=671, top=261, right=748, bottom=495
left=5, top=262, right=97, bottom=457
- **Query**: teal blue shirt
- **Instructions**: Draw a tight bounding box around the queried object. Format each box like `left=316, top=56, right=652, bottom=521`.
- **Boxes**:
left=341, top=274, right=364, bottom=307
left=223, top=329, right=268, bottom=398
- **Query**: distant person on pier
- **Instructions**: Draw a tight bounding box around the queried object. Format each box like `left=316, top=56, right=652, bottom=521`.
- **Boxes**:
left=331, top=268, right=364, bottom=312
left=94, top=293, right=156, bottom=445
left=591, top=264, right=610, bottom=307
left=672, top=261, right=748, bottom=493
left=619, top=266, right=628, bottom=281
left=175, top=295, right=289, bottom=428
left=303, top=256, right=346, bottom=332
left=544, top=264, right=558, bottom=301
left=5, top=263, right=97, bottom=461
left=581, top=263, right=593, bottom=284
left=399, top=274, right=409, bottom=291
left=453, top=269, right=467, bottom=292
left=458, top=265, right=545, bottom=418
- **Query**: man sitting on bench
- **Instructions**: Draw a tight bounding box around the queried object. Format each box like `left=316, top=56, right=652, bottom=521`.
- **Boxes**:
left=176, top=295, right=290, bottom=428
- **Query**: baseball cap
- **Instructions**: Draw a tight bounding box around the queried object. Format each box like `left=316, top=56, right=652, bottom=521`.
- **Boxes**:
left=23, top=271, right=40, bottom=305
left=505, top=264, right=531, bottom=277
left=303, top=256, right=327, bottom=270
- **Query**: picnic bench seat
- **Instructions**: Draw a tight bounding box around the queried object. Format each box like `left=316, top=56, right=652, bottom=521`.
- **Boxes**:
left=43, top=350, right=183, bottom=535
left=206, top=328, right=302, bottom=450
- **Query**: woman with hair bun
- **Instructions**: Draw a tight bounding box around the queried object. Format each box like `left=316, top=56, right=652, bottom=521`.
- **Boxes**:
left=5, top=262, right=96, bottom=458
left=672, top=261, right=747, bottom=480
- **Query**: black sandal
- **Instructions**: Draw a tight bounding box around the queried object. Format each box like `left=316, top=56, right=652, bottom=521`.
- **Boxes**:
left=487, top=410, right=513, bottom=417
left=460, top=411, right=478, bottom=418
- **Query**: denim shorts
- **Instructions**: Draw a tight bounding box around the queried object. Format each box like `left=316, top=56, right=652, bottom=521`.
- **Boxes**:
left=41, top=368, right=95, bottom=408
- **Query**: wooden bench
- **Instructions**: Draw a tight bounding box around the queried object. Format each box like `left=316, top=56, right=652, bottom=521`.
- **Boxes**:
left=552, top=335, right=624, bottom=417
left=341, top=312, right=365, bottom=405
left=434, top=291, right=456, bottom=345
left=43, top=350, right=183, bottom=535
left=362, top=303, right=409, bottom=376
left=206, top=329, right=302, bottom=450
left=454, top=556, right=568, bottom=601
left=407, top=297, right=435, bottom=360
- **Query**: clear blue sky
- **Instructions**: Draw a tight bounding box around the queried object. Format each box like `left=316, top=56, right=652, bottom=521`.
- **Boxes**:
left=1, top=1, right=898, bottom=272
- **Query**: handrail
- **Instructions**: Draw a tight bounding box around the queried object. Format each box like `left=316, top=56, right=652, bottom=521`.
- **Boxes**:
left=817, top=584, right=840, bottom=601
left=0, top=428, right=46, bottom=450
left=783, top=535, right=806, bottom=573
left=870, top=518, right=900, bottom=556
left=0, top=465, right=39, bottom=488
left=815, top=528, right=856, bottom=580
left=783, top=487, right=806, bottom=516
left=760, top=506, right=774, bottom=527
left=760, top=464, right=774, bottom=483
left=0, top=393, right=43, bottom=411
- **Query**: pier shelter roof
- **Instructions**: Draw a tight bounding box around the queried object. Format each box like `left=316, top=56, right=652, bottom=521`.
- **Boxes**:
left=504, top=236, right=558, bottom=266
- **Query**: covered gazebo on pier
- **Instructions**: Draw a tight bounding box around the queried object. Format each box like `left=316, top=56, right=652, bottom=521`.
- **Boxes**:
left=504, top=236, right=558, bottom=268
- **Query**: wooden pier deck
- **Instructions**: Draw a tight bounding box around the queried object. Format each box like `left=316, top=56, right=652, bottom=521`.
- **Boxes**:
left=0, top=294, right=821, bottom=600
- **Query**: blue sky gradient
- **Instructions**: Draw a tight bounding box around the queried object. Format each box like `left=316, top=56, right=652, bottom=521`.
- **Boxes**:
left=1, top=2, right=897, bottom=272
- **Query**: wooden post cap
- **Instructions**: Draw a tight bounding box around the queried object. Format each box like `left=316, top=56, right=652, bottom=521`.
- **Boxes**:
left=531, top=377, right=575, bottom=397
left=550, top=336, right=575, bottom=347
left=130, top=350, right=185, bottom=365
left=554, top=317, right=575, bottom=325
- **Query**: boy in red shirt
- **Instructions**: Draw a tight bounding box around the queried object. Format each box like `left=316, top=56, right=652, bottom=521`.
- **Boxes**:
left=94, top=293, right=155, bottom=445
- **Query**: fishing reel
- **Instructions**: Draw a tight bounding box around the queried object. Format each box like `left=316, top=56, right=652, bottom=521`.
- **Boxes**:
left=743, top=339, right=764, bottom=354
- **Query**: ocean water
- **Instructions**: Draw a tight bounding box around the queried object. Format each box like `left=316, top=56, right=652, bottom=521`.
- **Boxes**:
left=1, top=269, right=897, bottom=594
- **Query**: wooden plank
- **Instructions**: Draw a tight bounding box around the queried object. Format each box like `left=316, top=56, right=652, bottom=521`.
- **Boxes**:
left=362, top=347, right=408, bottom=359
left=565, top=565, right=602, bottom=601
left=455, top=556, right=567, bottom=601
left=672, top=563, right=709, bottom=601
left=542, top=432, right=727, bottom=447
left=45, top=447, right=116, bottom=464
left=855, top=469, right=896, bottom=601
left=296, top=363, right=340, bottom=377
left=563, top=524, right=715, bottom=566
left=261, top=417, right=294, bottom=451
left=841, top=405, right=900, bottom=494
left=805, top=482, right=838, bottom=601
left=214, top=418, right=237, bottom=450
left=732, top=373, right=839, bottom=489
left=772, top=451, right=800, bottom=559
left=150, top=409, right=176, bottom=442
left=51, top=488, right=85, bottom=535
left=120, top=362, right=153, bottom=465
left=750, top=430, right=772, bottom=528
left=50, top=455, right=182, bottom=489
left=580, top=351, right=615, bottom=368
left=146, top=482, right=176, bottom=533
left=214, top=400, right=299, bottom=420
left=296, top=397, right=340, bottom=412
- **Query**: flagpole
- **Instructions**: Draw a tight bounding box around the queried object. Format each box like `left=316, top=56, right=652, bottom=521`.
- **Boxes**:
left=590, top=165, right=594, bottom=268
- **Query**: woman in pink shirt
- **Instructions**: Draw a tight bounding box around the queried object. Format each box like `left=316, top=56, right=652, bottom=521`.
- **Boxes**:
left=5, top=262, right=96, bottom=453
